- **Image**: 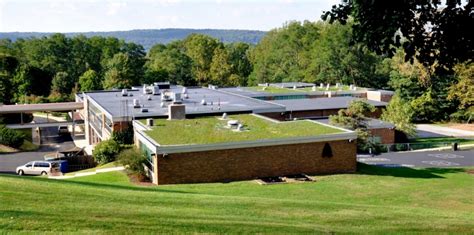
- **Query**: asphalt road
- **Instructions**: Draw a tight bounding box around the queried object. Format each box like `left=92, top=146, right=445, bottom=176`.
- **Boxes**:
left=358, top=150, right=474, bottom=168
left=0, top=119, right=75, bottom=174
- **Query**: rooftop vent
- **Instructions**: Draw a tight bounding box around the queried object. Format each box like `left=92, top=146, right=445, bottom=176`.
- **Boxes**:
left=121, top=89, right=128, bottom=96
left=161, top=93, right=172, bottom=102
left=222, top=112, right=227, bottom=119
left=152, top=86, right=160, bottom=95
left=168, top=103, right=186, bottom=120
left=312, top=85, right=317, bottom=91
left=293, top=85, right=297, bottom=90
left=326, top=83, right=330, bottom=91
left=147, top=95, right=152, bottom=100
left=182, top=87, right=187, bottom=94
left=172, top=93, right=182, bottom=104
left=320, top=83, right=324, bottom=88
left=133, top=99, right=141, bottom=108
left=141, top=108, right=148, bottom=113
left=227, top=120, right=239, bottom=128
left=183, top=93, right=189, bottom=99
left=160, top=102, right=166, bottom=108
left=146, top=118, right=154, bottom=127
left=201, top=99, right=207, bottom=105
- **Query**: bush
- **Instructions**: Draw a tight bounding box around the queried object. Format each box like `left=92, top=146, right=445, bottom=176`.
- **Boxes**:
left=111, top=126, right=134, bottom=145
left=0, top=125, right=25, bottom=148
left=117, top=148, right=148, bottom=178
left=93, top=139, right=121, bottom=164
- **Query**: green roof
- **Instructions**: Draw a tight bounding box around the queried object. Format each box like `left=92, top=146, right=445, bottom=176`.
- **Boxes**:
left=141, top=114, right=344, bottom=146
left=245, top=86, right=305, bottom=93
left=298, top=85, right=352, bottom=92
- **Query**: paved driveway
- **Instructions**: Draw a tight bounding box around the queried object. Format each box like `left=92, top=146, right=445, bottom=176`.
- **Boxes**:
left=358, top=150, right=474, bottom=168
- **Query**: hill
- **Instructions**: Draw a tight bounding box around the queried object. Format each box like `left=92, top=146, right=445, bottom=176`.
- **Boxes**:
left=0, top=29, right=267, bottom=50
left=0, top=164, right=473, bottom=233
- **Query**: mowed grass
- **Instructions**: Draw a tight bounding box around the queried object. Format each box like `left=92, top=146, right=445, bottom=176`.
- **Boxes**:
left=143, top=114, right=343, bottom=146
left=0, top=164, right=473, bottom=233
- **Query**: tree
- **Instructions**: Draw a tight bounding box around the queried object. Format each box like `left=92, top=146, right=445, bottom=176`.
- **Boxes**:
left=322, top=1, right=473, bottom=73
left=51, top=71, right=73, bottom=94
left=209, top=46, right=232, bottom=86
left=183, top=34, right=220, bottom=85
left=103, top=53, right=141, bottom=89
left=79, top=69, right=101, bottom=91
left=381, top=94, right=416, bottom=137
left=447, top=63, right=474, bottom=122
left=145, top=42, right=193, bottom=85
left=0, top=54, right=19, bottom=104
left=329, top=100, right=376, bottom=151
left=226, top=42, right=252, bottom=86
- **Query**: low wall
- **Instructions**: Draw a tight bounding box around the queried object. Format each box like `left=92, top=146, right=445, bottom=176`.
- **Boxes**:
left=369, top=128, right=395, bottom=144
left=154, top=139, right=357, bottom=185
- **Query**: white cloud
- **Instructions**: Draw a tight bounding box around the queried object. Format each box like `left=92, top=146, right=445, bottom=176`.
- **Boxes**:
left=106, top=1, right=127, bottom=16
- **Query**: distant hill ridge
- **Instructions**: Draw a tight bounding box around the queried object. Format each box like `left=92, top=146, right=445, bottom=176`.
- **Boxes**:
left=0, top=28, right=267, bottom=50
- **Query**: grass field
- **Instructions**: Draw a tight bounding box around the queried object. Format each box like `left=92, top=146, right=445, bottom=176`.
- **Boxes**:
left=1, top=164, right=473, bottom=233
left=142, top=114, right=343, bottom=145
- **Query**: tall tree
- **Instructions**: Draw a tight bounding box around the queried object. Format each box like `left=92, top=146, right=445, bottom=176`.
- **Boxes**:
left=103, top=53, right=141, bottom=89
left=183, top=34, right=220, bottom=85
left=322, top=0, right=473, bottom=74
left=79, top=69, right=102, bottom=91
left=210, top=46, right=233, bottom=86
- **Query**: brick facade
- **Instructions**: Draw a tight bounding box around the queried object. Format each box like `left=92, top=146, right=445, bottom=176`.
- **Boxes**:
left=369, top=128, right=395, bottom=144
left=153, top=140, right=357, bottom=185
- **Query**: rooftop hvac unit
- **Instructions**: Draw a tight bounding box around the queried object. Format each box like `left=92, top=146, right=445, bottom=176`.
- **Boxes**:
left=133, top=99, right=141, bottom=108
left=121, top=89, right=128, bottom=96
left=141, top=108, right=148, bottom=113
left=143, top=85, right=148, bottom=94
left=161, top=93, right=172, bottom=102
left=146, top=118, right=154, bottom=127
left=172, top=93, right=182, bottom=103
left=152, top=86, right=160, bottom=95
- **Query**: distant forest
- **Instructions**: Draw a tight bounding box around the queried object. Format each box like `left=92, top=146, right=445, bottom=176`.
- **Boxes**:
left=0, top=29, right=267, bottom=50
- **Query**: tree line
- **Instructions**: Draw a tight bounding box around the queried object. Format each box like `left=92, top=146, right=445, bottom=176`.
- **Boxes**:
left=0, top=19, right=471, bottom=123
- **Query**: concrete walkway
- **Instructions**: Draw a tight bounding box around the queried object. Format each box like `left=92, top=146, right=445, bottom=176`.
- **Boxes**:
left=49, top=166, right=125, bottom=179
left=416, top=124, right=474, bottom=138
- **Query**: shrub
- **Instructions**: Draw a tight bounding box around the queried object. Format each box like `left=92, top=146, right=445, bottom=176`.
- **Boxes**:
left=117, top=148, right=148, bottom=178
left=111, top=126, right=134, bottom=145
left=0, top=125, right=25, bottom=148
left=93, top=139, right=121, bottom=164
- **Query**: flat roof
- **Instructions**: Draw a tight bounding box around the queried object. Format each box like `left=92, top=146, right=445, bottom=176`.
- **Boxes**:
left=269, top=82, right=315, bottom=88
left=220, top=87, right=312, bottom=97
left=0, top=102, right=84, bottom=114
left=269, top=97, right=387, bottom=112
left=314, top=118, right=395, bottom=129
left=141, top=114, right=345, bottom=146
left=84, top=87, right=285, bottom=120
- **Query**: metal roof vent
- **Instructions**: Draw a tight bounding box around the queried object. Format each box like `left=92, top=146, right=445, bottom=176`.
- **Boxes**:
left=312, top=85, right=316, bottom=91
left=142, top=85, right=147, bottom=94
left=146, top=118, right=154, bottom=127
left=147, top=95, right=152, bottom=100
left=184, top=93, right=189, bottom=99
left=320, top=83, right=324, bottom=88
left=141, top=108, right=148, bottom=113
left=227, top=120, right=239, bottom=129
left=293, top=85, right=297, bottom=90
left=201, top=99, right=207, bottom=105
left=121, top=89, right=128, bottom=96
left=182, top=87, right=187, bottom=94
left=222, top=113, right=227, bottom=119
left=152, top=86, right=160, bottom=95
left=160, top=102, right=166, bottom=108
left=133, top=99, right=141, bottom=108
left=172, top=93, right=182, bottom=104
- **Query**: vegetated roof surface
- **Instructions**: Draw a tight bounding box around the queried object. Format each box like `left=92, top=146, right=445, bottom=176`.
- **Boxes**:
left=298, top=85, right=353, bottom=92
left=142, top=114, right=344, bottom=146
left=245, top=86, right=306, bottom=94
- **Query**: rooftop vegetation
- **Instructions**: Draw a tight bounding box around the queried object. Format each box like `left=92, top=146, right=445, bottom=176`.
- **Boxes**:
left=245, top=86, right=305, bottom=93
left=298, top=85, right=353, bottom=92
left=141, top=114, right=343, bottom=146
left=0, top=164, right=472, bottom=233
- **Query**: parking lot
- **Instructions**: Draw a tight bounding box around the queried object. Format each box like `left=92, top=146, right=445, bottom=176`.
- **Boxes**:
left=0, top=125, right=75, bottom=174
left=358, top=150, right=474, bottom=168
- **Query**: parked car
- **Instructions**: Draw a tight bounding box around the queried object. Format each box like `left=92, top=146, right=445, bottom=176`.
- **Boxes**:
left=16, top=161, right=60, bottom=176
left=57, top=126, right=69, bottom=135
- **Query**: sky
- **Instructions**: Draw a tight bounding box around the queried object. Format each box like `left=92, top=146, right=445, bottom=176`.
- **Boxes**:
left=0, top=0, right=339, bottom=32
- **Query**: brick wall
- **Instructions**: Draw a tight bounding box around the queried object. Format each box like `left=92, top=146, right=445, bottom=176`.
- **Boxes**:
left=369, top=128, right=395, bottom=144
left=154, top=140, right=357, bottom=185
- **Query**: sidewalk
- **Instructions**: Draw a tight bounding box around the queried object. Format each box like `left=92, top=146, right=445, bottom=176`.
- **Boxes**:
left=49, top=166, right=125, bottom=179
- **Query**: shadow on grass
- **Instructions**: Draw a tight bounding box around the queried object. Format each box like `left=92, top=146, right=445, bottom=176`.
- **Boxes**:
left=357, top=163, right=466, bottom=179
left=0, top=173, right=193, bottom=194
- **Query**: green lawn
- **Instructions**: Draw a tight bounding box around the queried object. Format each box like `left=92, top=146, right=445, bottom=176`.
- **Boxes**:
left=1, top=164, right=473, bottom=233
left=245, top=86, right=305, bottom=93
left=142, top=114, right=343, bottom=146
left=410, top=137, right=474, bottom=144
left=65, top=161, right=121, bottom=176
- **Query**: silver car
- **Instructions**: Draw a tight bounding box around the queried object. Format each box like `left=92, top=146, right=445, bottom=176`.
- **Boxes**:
left=16, top=161, right=59, bottom=176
